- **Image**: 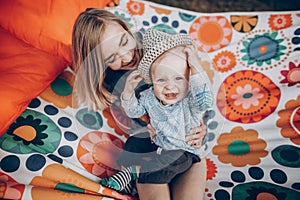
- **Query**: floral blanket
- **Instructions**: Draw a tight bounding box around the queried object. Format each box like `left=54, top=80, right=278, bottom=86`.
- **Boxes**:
left=1, top=0, right=300, bottom=199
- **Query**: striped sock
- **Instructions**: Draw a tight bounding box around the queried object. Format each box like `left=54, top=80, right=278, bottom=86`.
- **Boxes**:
left=121, top=180, right=133, bottom=194
left=100, top=166, right=137, bottom=191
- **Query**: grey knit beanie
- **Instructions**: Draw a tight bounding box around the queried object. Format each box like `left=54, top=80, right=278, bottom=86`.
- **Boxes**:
left=138, top=29, right=195, bottom=84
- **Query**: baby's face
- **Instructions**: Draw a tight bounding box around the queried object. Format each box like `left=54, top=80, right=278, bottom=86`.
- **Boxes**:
left=151, top=49, right=189, bottom=106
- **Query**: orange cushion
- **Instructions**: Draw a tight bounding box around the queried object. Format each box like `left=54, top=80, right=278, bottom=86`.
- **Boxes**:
left=0, top=27, right=66, bottom=135
left=0, top=0, right=111, bottom=66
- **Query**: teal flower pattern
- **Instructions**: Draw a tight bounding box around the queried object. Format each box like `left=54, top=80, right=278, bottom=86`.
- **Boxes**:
left=106, top=6, right=139, bottom=31
left=114, top=11, right=133, bottom=26
left=237, top=30, right=291, bottom=70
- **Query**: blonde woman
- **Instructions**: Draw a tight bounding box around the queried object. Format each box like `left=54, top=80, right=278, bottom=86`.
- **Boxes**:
left=72, top=8, right=207, bottom=200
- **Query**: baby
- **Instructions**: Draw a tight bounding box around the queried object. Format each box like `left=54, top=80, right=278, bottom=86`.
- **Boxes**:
left=101, top=29, right=214, bottom=193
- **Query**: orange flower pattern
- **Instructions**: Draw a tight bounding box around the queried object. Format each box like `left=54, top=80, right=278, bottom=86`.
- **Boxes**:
left=217, top=70, right=281, bottom=123
left=40, top=70, right=78, bottom=109
left=103, top=102, right=150, bottom=137
left=212, top=126, right=268, bottom=167
left=206, top=158, right=217, bottom=180
left=269, top=14, right=293, bottom=30
left=213, top=50, right=236, bottom=72
left=276, top=95, right=300, bottom=145
left=102, top=103, right=132, bottom=138
left=189, top=16, right=232, bottom=52
left=127, top=0, right=144, bottom=15
left=30, top=164, right=132, bottom=200
left=0, top=173, right=25, bottom=200
left=149, top=5, right=172, bottom=15
left=230, top=15, right=258, bottom=33
left=77, top=131, right=124, bottom=178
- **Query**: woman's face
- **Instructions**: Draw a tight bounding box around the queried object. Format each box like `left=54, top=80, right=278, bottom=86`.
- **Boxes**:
left=101, top=22, right=140, bottom=71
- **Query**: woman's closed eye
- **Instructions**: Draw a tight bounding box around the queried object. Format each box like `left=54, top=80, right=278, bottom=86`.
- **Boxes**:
left=122, top=36, right=129, bottom=47
left=106, top=35, right=129, bottom=64
left=106, top=54, right=117, bottom=64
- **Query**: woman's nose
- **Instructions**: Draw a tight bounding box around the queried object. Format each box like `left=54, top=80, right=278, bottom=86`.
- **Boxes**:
left=118, top=48, right=132, bottom=62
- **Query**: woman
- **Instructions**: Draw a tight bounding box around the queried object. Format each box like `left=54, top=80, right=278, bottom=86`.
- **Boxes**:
left=72, top=8, right=207, bottom=200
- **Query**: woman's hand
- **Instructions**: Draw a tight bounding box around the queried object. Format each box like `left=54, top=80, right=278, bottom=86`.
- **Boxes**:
left=186, top=122, right=206, bottom=148
left=147, top=123, right=156, bottom=142
left=148, top=119, right=207, bottom=147
left=122, top=70, right=143, bottom=100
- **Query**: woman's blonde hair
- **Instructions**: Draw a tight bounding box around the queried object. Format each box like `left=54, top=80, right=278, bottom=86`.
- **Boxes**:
left=72, top=8, right=132, bottom=111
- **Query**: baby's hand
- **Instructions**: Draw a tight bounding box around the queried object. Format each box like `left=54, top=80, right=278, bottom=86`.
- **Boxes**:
left=123, top=70, right=143, bottom=100
left=184, top=45, right=202, bottom=73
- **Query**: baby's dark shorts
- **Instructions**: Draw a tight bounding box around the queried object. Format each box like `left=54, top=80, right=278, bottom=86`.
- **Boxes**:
left=138, top=150, right=201, bottom=184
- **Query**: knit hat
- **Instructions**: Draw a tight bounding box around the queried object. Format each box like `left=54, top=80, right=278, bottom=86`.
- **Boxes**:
left=138, top=29, right=195, bottom=84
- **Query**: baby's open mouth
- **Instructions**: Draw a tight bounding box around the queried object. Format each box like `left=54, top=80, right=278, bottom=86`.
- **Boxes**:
left=165, top=93, right=177, bottom=99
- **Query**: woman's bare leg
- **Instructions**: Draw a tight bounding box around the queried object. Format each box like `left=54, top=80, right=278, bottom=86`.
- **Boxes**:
left=136, top=183, right=171, bottom=200
left=171, top=159, right=207, bottom=200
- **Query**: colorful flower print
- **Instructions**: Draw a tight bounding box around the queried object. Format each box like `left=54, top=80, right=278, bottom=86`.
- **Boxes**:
left=212, top=50, right=236, bottom=72
left=237, top=30, right=290, bottom=71
left=0, top=172, right=25, bottom=200
left=212, top=126, right=268, bottom=167
left=77, top=131, right=124, bottom=178
left=127, top=0, right=144, bottom=15
left=268, top=14, right=292, bottom=30
left=0, top=109, right=61, bottom=154
left=280, top=61, right=300, bottom=87
left=102, top=103, right=131, bottom=138
left=217, top=70, right=280, bottom=123
left=142, top=15, right=180, bottom=34
left=276, top=95, right=300, bottom=145
left=103, top=102, right=149, bottom=137
left=179, top=12, right=196, bottom=22
left=107, top=7, right=138, bottom=31
left=230, top=15, right=258, bottom=33
left=272, top=145, right=300, bottom=167
left=292, top=27, right=300, bottom=51
left=189, top=16, right=232, bottom=52
left=40, top=70, right=78, bottom=109
left=30, top=164, right=132, bottom=200
left=149, top=5, right=172, bottom=15
left=206, top=158, right=217, bottom=180
left=215, top=167, right=300, bottom=200
left=75, top=108, right=103, bottom=130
